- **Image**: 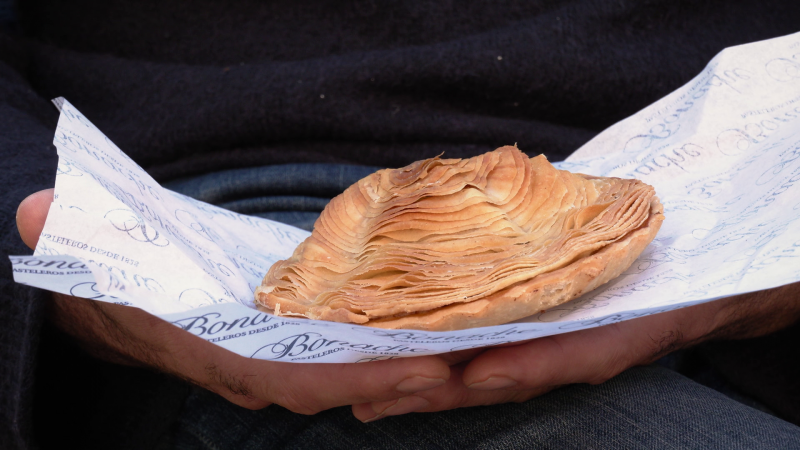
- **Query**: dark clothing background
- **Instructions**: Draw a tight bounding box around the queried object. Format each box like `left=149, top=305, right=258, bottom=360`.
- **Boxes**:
left=2, top=1, right=800, bottom=448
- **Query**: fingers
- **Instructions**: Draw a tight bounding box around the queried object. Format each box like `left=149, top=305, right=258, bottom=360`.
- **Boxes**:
left=353, top=306, right=725, bottom=422
left=351, top=325, right=632, bottom=423
left=138, top=307, right=451, bottom=413
left=350, top=322, right=661, bottom=423
left=457, top=292, right=783, bottom=395
left=460, top=303, right=724, bottom=392
left=184, top=352, right=451, bottom=413
left=264, top=348, right=481, bottom=417
left=108, top=305, right=451, bottom=414
left=246, top=356, right=450, bottom=414
left=352, top=365, right=552, bottom=422
left=17, top=188, right=54, bottom=249
left=462, top=317, right=678, bottom=392
left=464, top=326, right=640, bottom=390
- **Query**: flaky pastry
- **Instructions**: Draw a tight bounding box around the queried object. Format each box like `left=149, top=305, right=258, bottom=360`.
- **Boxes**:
left=255, top=146, right=664, bottom=331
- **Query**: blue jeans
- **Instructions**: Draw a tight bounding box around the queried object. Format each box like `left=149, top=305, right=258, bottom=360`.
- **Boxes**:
left=166, top=162, right=381, bottom=231
left=171, top=366, right=800, bottom=449
left=166, top=164, right=800, bottom=449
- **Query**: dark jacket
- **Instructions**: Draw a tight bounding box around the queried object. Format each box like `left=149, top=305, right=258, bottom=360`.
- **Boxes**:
left=2, top=1, right=799, bottom=447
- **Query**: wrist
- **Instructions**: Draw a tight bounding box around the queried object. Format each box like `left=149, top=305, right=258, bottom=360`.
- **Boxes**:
left=706, top=282, right=800, bottom=341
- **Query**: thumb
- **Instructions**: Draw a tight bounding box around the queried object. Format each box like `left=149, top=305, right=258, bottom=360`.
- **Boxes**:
left=17, top=188, right=54, bottom=250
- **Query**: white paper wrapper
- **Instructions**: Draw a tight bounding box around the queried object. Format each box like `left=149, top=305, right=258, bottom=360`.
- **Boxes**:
left=11, top=32, right=800, bottom=363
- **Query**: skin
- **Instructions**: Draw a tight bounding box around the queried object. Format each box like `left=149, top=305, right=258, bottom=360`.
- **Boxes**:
left=17, top=189, right=800, bottom=422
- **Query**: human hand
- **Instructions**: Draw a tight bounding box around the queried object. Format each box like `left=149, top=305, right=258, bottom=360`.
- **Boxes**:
left=17, top=189, right=452, bottom=413
left=353, top=279, right=800, bottom=422
left=20, top=188, right=799, bottom=421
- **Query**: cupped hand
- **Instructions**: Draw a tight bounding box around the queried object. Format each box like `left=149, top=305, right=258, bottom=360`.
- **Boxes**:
left=17, top=189, right=452, bottom=413
left=353, top=276, right=800, bottom=422
left=20, top=189, right=800, bottom=421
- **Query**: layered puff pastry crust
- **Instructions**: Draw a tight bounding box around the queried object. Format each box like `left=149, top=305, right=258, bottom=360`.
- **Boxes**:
left=256, top=146, right=664, bottom=331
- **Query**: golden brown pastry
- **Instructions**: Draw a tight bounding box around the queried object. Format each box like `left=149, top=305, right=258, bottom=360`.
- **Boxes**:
left=255, top=146, right=664, bottom=331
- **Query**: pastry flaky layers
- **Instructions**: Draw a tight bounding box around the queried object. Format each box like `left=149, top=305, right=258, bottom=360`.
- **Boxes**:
left=255, top=146, right=664, bottom=331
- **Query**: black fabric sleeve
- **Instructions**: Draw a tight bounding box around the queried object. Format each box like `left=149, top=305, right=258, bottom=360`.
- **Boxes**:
left=0, top=29, right=60, bottom=450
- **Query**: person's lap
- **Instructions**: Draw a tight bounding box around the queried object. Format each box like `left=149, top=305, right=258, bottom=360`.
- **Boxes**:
left=171, top=365, right=800, bottom=449
left=166, top=163, right=800, bottom=449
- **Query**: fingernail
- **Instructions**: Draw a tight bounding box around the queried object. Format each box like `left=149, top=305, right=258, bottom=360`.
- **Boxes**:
left=467, top=376, right=518, bottom=390
left=395, top=376, right=446, bottom=394
left=363, top=396, right=429, bottom=423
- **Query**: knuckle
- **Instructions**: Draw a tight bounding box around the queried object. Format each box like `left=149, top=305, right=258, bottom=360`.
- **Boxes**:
left=447, top=387, right=485, bottom=409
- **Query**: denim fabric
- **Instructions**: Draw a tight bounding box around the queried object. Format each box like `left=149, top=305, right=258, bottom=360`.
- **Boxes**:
left=165, top=163, right=380, bottom=231
left=171, top=366, right=800, bottom=449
